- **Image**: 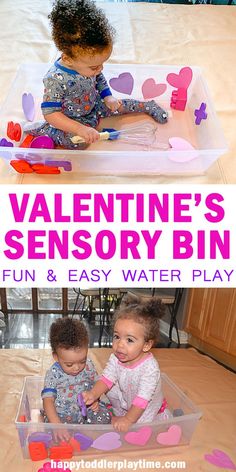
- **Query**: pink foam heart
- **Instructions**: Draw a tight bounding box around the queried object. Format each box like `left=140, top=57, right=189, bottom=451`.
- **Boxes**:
left=124, top=426, right=152, bottom=446
left=109, top=73, right=134, bottom=95
left=142, top=79, right=167, bottom=99
left=168, top=136, right=198, bottom=162
left=156, top=425, right=182, bottom=446
left=167, top=67, right=193, bottom=90
left=205, top=450, right=236, bottom=470
left=91, top=432, right=122, bottom=451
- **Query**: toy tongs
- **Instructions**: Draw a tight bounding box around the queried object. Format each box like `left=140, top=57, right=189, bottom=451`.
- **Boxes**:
left=77, top=393, right=87, bottom=423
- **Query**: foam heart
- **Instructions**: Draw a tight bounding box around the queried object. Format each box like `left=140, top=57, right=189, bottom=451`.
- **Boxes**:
left=73, top=432, right=93, bottom=450
left=22, top=92, right=35, bottom=121
left=167, top=67, right=193, bottom=90
left=168, top=136, right=198, bottom=162
left=109, top=73, right=134, bottom=95
left=125, top=426, right=152, bottom=446
left=91, top=432, right=122, bottom=451
left=156, top=425, right=182, bottom=446
left=142, top=79, right=167, bottom=99
left=204, top=449, right=236, bottom=470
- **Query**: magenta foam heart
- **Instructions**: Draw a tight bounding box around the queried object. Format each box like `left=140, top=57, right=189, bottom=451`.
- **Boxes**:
left=167, top=67, right=193, bottom=90
left=204, top=449, right=236, bottom=470
left=142, top=78, right=167, bottom=99
left=156, top=425, right=182, bottom=446
left=125, top=426, right=152, bottom=446
left=91, top=432, right=122, bottom=451
left=22, top=92, right=35, bottom=121
left=109, top=73, right=134, bottom=95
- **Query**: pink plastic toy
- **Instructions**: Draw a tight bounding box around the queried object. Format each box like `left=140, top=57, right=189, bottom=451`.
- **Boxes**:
left=37, top=461, right=71, bottom=472
left=30, top=136, right=55, bottom=149
left=170, top=88, right=187, bottom=111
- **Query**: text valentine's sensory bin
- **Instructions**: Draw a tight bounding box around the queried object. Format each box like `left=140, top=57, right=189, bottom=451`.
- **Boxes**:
left=0, top=63, right=227, bottom=175
left=15, top=374, right=202, bottom=460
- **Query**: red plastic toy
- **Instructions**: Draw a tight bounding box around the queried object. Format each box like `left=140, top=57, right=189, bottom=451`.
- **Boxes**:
left=49, top=444, right=73, bottom=460
left=7, top=121, right=22, bottom=142
left=10, top=160, right=60, bottom=174
left=29, top=442, right=48, bottom=461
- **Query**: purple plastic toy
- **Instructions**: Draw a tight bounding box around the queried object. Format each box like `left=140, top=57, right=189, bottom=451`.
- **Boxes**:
left=77, top=393, right=87, bottom=421
left=194, top=102, right=207, bottom=125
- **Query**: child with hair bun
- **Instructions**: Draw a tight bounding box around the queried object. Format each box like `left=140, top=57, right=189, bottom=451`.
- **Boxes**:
left=29, top=0, right=168, bottom=149
left=83, top=295, right=171, bottom=432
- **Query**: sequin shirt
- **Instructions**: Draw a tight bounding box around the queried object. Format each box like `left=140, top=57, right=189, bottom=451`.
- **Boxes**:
left=41, top=59, right=112, bottom=119
left=41, top=359, right=97, bottom=423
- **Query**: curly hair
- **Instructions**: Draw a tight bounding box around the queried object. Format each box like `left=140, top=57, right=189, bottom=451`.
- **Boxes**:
left=49, top=0, right=115, bottom=58
left=113, top=294, right=166, bottom=345
left=50, top=317, right=89, bottom=352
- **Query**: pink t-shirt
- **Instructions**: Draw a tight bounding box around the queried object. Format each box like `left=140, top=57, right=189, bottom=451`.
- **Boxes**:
left=101, top=352, right=163, bottom=423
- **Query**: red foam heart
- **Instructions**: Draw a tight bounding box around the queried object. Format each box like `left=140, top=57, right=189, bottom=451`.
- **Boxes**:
left=167, top=67, right=193, bottom=90
left=142, top=78, right=167, bottom=99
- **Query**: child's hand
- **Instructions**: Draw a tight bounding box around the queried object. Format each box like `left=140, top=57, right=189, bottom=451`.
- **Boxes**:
left=89, top=400, right=99, bottom=413
left=104, top=96, right=122, bottom=112
left=82, top=390, right=96, bottom=406
left=75, top=124, right=100, bottom=144
left=111, top=415, right=132, bottom=432
left=53, top=427, right=71, bottom=443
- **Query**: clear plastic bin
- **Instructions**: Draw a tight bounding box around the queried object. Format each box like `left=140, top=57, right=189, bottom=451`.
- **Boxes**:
left=0, top=63, right=227, bottom=176
left=15, top=374, right=202, bottom=460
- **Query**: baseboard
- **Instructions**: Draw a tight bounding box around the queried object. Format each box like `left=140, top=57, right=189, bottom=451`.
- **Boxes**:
left=159, top=319, right=189, bottom=345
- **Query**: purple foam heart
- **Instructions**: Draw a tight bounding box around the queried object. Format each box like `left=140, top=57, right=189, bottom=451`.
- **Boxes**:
left=204, top=449, right=236, bottom=470
left=28, top=431, right=52, bottom=448
left=109, top=73, right=134, bottom=95
left=22, top=92, right=35, bottom=121
left=91, top=432, right=121, bottom=451
left=0, top=138, right=14, bottom=147
left=74, top=432, right=93, bottom=450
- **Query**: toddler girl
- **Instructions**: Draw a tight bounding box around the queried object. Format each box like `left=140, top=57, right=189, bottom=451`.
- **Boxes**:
left=41, top=317, right=111, bottom=440
left=29, top=0, right=168, bottom=149
left=83, top=295, right=171, bottom=432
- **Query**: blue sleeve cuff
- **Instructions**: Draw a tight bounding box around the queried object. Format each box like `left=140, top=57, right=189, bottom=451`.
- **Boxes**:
left=41, top=387, right=57, bottom=398
left=41, top=101, right=62, bottom=109
left=100, top=88, right=112, bottom=99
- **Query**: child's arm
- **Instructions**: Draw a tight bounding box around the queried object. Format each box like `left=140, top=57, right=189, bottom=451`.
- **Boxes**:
left=96, top=73, right=121, bottom=112
left=43, top=397, right=70, bottom=442
left=45, top=111, right=100, bottom=144
left=82, top=379, right=109, bottom=405
left=112, top=405, right=144, bottom=432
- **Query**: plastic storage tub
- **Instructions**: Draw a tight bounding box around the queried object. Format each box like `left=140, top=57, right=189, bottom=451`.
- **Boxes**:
left=0, top=63, right=227, bottom=176
left=15, top=374, right=202, bottom=460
